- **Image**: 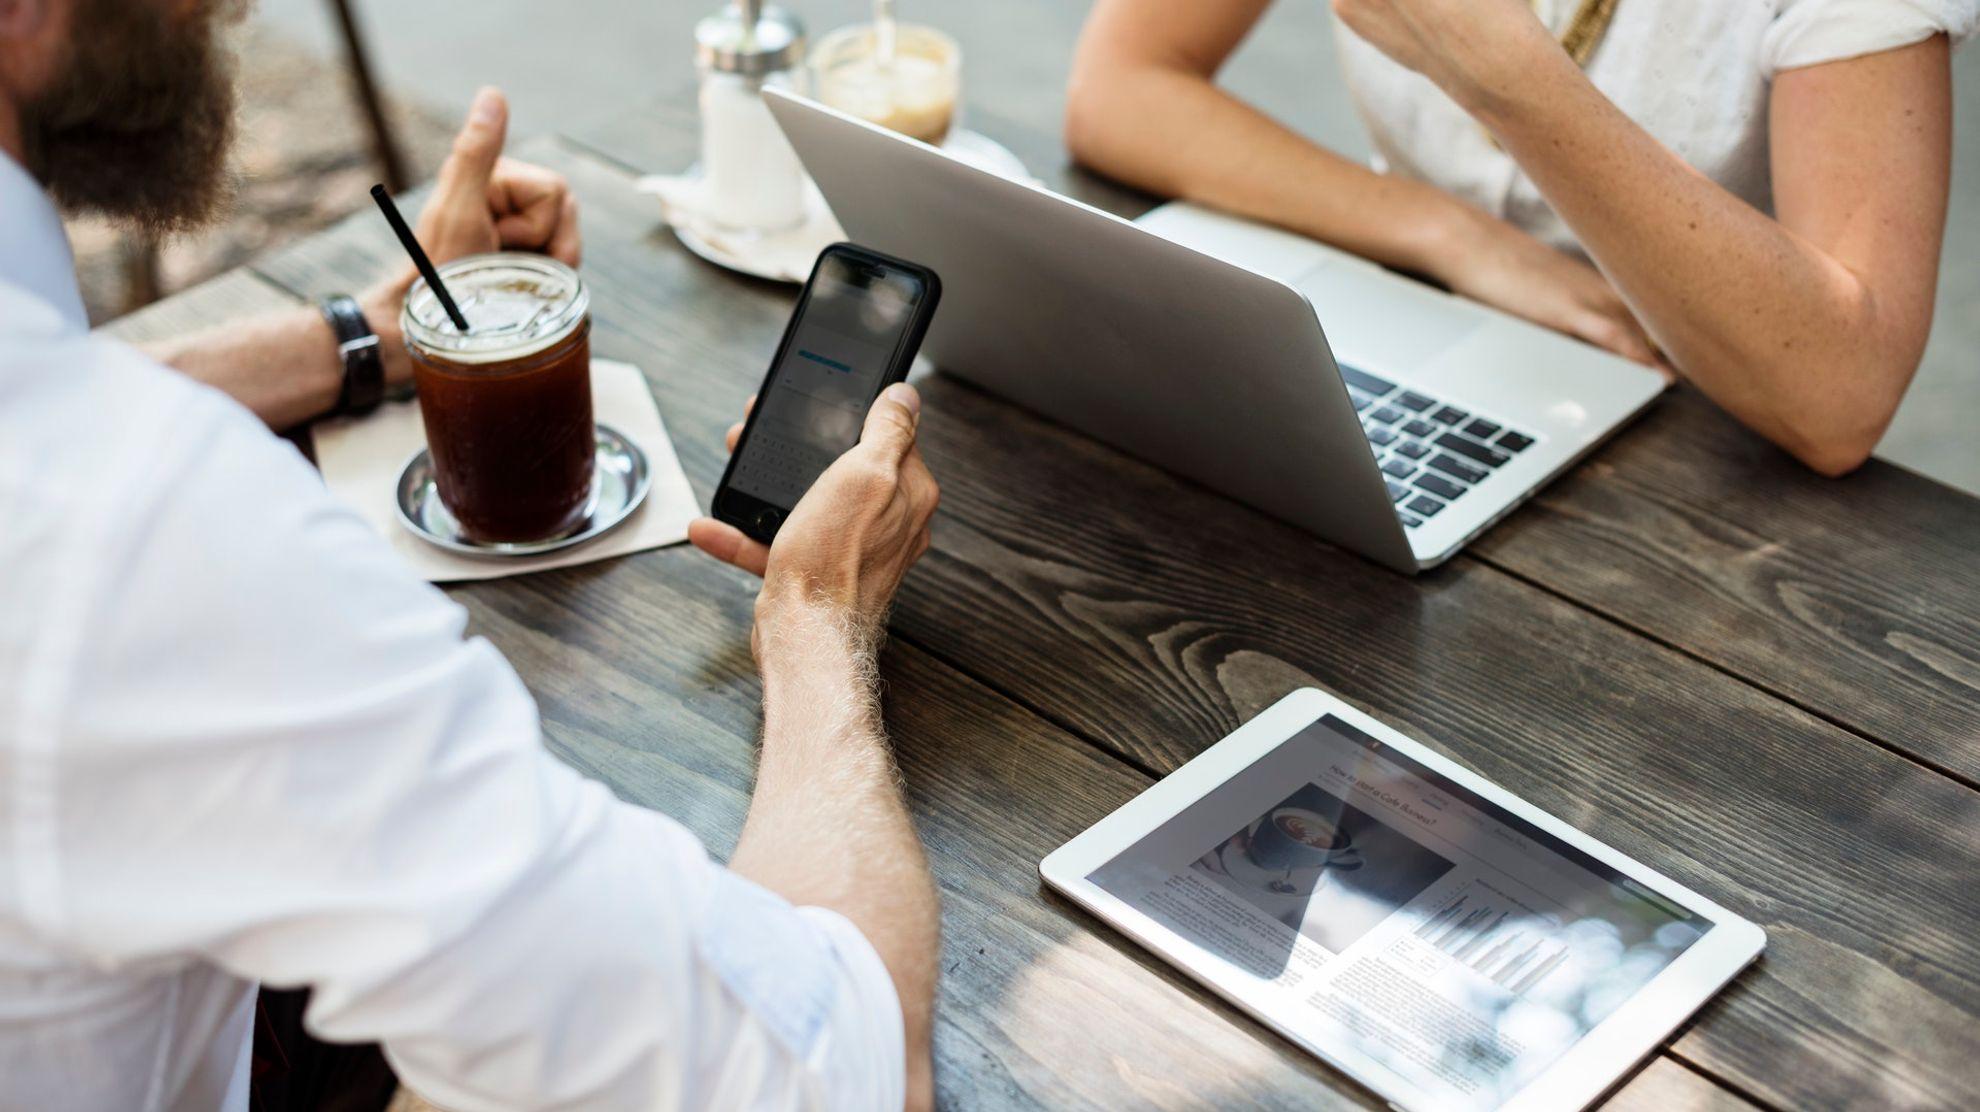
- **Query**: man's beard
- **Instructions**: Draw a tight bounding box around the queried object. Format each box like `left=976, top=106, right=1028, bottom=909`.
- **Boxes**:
left=20, top=0, right=241, bottom=235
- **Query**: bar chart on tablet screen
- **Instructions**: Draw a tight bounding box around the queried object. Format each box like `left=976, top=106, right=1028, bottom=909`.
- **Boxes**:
left=1417, top=892, right=1570, bottom=996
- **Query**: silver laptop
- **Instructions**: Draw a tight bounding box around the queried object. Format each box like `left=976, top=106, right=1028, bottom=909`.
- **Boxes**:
left=765, top=89, right=1667, bottom=574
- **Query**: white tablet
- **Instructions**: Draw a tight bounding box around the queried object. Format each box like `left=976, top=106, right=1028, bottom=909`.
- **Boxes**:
left=1041, top=688, right=1764, bottom=1111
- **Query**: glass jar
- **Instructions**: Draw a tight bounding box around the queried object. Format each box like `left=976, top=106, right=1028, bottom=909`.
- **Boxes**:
left=401, top=253, right=594, bottom=543
left=811, top=22, right=962, bottom=147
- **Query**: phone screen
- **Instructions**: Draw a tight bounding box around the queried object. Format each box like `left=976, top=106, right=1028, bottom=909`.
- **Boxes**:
left=725, top=253, right=928, bottom=512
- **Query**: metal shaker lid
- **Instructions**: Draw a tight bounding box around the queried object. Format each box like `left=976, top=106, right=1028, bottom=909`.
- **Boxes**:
left=696, top=1, right=805, bottom=77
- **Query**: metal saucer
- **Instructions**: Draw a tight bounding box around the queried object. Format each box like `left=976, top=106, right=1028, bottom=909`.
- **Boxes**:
left=395, top=423, right=651, bottom=558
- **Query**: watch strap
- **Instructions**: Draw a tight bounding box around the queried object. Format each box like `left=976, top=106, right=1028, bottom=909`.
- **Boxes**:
left=318, top=294, right=385, bottom=417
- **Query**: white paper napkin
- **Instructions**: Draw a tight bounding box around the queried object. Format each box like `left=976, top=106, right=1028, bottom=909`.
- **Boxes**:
left=637, top=173, right=845, bottom=283
left=314, top=359, right=701, bottom=582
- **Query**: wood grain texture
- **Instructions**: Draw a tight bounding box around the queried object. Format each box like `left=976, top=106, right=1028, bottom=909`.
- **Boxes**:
left=1469, top=387, right=1980, bottom=781
left=571, top=88, right=1980, bottom=783
left=94, top=268, right=299, bottom=344
left=892, top=374, right=1980, bottom=1111
left=238, top=138, right=1980, bottom=1107
left=1599, top=1059, right=1760, bottom=1112
left=233, top=139, right=1762, bottom=1109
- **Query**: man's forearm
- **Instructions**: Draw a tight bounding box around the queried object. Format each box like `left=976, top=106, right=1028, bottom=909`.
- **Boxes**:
left=144, top=279, right=412, bottom=431
left=728, top=604, right=939, bottom=1104
left=1065, top=61, right=1471, bottom=278
left=731, top=616, right=931, bottom=923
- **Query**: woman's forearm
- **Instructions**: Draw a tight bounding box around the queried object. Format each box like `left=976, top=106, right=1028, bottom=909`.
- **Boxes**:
left=1470, top=40, right=1947, bottom=474
left=1065, top=57, right=1473, bottom=279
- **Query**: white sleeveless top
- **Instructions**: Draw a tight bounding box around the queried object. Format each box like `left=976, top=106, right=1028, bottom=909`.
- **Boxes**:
left=1333, top=0, right=1979, bottom=256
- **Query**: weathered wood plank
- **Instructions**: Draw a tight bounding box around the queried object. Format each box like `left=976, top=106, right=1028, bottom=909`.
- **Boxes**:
left=248, top=139, right=1980, bottom=1109
left=1600, top=1059, right=1760, bottom=1112
left=1469, top=387, right=1980, bottom=780
left=247, top=182, right=435, bottom=305
left=96, top=268, right=299, bottom=344
left=895, top=380, right=1980, bottom=1112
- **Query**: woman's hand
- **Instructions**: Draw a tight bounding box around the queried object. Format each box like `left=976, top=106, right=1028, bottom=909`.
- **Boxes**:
left=1434, top=208, right=1670, bottom=375
left=1336, top=0, right=1670, bottom=377
left=1330, top=0, right=1559, bottom=112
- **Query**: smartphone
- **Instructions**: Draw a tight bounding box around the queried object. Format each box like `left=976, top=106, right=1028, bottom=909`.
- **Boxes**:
left=713, top=243, right=942, bottom=542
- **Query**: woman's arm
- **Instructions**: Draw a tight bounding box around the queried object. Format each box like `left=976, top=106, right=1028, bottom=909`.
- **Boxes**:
left=1065, top=0, right=1661, bottom=363
left=1335, top=0, right=1953, bottom=475
left=1068, top=0, right=1456, bottom=274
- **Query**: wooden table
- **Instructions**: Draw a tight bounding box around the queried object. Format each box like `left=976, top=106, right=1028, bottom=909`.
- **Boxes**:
left=109, top=55, right=1980, bottom=1112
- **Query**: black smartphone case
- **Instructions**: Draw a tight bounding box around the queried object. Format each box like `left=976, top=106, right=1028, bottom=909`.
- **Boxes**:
left=712, top=243, right=943, bottom=544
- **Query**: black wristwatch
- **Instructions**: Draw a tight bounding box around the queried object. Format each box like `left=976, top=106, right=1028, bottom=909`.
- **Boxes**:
left=318, top=293, right=386, bottom=417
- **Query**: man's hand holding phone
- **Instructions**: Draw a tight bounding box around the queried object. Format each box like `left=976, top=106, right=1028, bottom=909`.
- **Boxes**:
left=689, top=383, right=939, bottom=658
left=697, top=382, right=945, bottom=1108
left=692, top=246, right=944, bottom=1097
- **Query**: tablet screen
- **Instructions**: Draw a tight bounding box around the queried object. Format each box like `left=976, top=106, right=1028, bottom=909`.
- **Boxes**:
left=1086, top=713, right=1710, bottom=1109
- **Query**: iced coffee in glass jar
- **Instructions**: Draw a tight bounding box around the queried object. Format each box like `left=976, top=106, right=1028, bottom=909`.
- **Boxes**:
left=401, top=254, right=594, bottom=543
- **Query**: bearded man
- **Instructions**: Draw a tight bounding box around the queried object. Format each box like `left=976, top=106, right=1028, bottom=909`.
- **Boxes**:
left=0, top=2, right=943, bottom=1110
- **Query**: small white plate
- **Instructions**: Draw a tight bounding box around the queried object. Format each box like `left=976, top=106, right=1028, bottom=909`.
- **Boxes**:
left=395, top=423, right=651, bottom=557
left=640, top=128, right=1036, bottom=284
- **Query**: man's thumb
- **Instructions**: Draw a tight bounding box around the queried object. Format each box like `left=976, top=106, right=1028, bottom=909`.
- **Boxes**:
left=437, top=87, right=507, bottom=197
left=861, top=383, right=921, bottom=457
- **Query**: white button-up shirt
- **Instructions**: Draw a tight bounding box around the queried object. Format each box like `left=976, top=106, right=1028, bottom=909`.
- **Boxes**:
left=0, top=153, right=904, bottom=1112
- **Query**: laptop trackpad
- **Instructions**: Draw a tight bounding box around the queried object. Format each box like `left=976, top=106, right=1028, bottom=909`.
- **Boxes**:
left=1293, top=260, right=1484, bottom=373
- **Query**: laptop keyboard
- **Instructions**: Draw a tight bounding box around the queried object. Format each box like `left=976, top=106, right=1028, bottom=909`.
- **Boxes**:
left=1340, top=364, right=1538, bottom=530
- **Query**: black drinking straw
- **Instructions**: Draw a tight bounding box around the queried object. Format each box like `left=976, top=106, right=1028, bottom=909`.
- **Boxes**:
left=369, top=183, right=471, bottom=333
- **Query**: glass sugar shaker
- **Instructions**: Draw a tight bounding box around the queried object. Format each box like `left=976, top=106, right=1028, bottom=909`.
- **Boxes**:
left=696, top=0, right=808, bottom=233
